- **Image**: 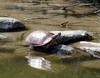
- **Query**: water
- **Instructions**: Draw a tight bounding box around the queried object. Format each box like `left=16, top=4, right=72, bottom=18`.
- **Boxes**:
left=0, top=1, right=100, bottom=78
left=0, top=54, right=100, bottom=78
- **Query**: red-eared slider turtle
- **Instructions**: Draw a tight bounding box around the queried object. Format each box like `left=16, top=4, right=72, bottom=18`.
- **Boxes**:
left=25, top=31, right=60, bottom=47
left=25, top=31, right=74, bottom=58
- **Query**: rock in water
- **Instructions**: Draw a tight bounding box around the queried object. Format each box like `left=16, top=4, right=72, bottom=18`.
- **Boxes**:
left=0, top=17, right=26, bottom=31
left=76, top=41, right=100, bottom=58
left=56, top=45, right=74, bottom=58
left=50, top=30, right=92, bottom=44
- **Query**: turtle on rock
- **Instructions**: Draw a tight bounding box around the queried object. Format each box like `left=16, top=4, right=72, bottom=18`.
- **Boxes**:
left=25, top=30, right=75, bottom=58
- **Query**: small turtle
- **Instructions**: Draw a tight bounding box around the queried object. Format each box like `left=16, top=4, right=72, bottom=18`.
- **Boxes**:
left=25, top=31, right=60, bottom=48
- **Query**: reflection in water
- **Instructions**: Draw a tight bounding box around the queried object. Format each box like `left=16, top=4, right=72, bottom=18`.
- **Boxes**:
left=0, top=55, right=100, bottom=78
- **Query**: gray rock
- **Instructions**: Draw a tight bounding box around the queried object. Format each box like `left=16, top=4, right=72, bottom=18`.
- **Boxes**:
left=56, top=45, right=74, bottom=58
left=0, top=17, right=26, bottom=31
left=77, top=41, right=100, bottom=58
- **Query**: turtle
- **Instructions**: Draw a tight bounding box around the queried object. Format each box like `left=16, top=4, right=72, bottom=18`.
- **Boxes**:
left=25, top=31, right=60, bottom=47
left=25, top=31, right=74, bottom=58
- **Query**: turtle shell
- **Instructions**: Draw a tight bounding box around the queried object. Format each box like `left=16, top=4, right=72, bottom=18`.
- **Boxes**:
left=25, top=31, right=56, bottom=46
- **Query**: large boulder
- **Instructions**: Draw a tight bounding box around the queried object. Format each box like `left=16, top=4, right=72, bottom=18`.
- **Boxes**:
left=0, top=17, right=26, bottom=31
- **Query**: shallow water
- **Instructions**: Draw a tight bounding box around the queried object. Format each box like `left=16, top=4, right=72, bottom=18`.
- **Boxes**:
left=0, top=54, right=100, bottom=78
left=0, top=1, right=100, bottom=78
